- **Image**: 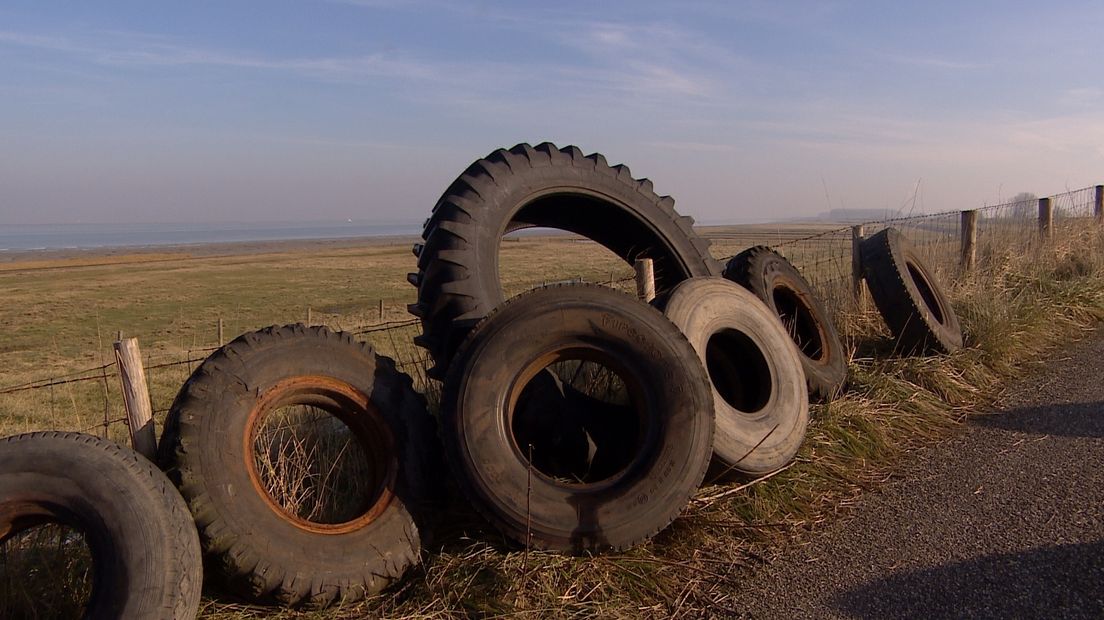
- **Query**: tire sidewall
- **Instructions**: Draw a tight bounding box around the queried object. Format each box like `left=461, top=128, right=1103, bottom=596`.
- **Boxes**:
left=0, top=433, right=201, bottom=619
left=444, top=286, right=714, bottom=552
left=663, top=278, right=810, bottom=474
left=167, top=327, right=427, bottom=601
left=742, top=251, right=847, bottom=398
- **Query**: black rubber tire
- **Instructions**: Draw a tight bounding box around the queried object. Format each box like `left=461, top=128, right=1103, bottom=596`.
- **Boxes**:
left=0, top=431, right=202, bottom=620
left=660, top=277, right=810, bottom=475
left=725, top=246, right=848, bottom=400
left=860, top=228, right=963, bottom=354
left=408, top=142, right=721, bottom=379
left=157, top=324, right=439, bottom=608
left=441, top=283, right=714, bottom=554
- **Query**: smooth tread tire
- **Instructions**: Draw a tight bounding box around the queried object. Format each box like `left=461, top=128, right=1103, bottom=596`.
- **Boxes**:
left=662, top=277, right=809, bottom=475
left=725, top=246, right=847, bottom=400
left=442, top=284, right=714, bottom=554
left=157, top=324, right=438, bottom=608
left=410, top=142, right=720, bottom=379
left=0, top=431, right=203, bottom=620
left=860, top=228, right=963, bottom=354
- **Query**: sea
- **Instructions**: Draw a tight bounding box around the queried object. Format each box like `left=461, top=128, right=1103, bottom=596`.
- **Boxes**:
left=0, top=221, right=423, bottom=253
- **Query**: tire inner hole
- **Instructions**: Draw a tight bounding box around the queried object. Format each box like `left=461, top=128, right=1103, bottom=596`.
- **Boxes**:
left=0, top=522, right=93, bottom=618
left=252, top=403, right=386, bottom=525
left=772, top=285, right=825, bottom=361
left=511, top=358, right=642, bottom=486
left=705, top=328, right=773, bottom=414
left=907, top=262, right=945, bottom=324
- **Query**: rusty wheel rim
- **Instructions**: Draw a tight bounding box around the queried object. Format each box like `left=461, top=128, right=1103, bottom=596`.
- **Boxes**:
left=243, top=375, right=396, bottom=535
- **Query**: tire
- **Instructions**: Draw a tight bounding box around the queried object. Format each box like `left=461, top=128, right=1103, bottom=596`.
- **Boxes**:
left=0, top=431, right=202, bottom=620
left=441, top=283, right=714, bottom=553
left=661, top=277, right=809, bottom=475
left=409, top=142, right=721, bottom=379
left=725, top=246, right=848, bottom=400
left=860, top=228, right=963, bottom=354
left=157, top=324, right=439, bottom=607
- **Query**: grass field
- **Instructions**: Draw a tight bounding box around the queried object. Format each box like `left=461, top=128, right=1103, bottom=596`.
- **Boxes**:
left=2, top=219, right=1102, bottom=618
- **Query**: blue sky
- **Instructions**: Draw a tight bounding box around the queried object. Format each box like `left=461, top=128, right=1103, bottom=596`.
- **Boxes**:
left=2, top=1, right=1102, bottom=225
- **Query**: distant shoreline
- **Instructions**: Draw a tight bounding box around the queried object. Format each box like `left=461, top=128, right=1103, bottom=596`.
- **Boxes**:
left=0, top=234, right=422, bottom=264
left=0, top=222, right=845, bottom=266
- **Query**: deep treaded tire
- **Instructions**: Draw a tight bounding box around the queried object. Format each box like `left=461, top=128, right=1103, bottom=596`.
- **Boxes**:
left=409, top=142, right=720, bottom=379
left=441, top=283, right=714, bottom=554
left=860, top=228, right=963, bottom=354
left=725, top=246, right=847, bottom=400
left=158, top=324, right=438, bottom=607
left=661, top=277, right=810, bottom=475
left=0, top=431, right=202, bottom=619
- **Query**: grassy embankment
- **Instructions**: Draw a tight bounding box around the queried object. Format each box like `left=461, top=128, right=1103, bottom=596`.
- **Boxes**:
left=2, top=221, right=1102, bottom=618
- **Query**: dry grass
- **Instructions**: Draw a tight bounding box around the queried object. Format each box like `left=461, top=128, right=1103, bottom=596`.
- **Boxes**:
left=2, top=222, right=1103, bottom=619
left=0, top=524, right=94, bottom=619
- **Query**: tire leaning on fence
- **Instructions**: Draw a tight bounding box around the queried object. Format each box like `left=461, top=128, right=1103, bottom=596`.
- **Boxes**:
left=725, top=246, right=848, bottom=400
left=157, top=324, right=439, bottom=608
left=860, top=228, right=963, bottom=354
left=660, top=277, right=810, bottom=475
left=441, top=284, right=715, bottom=554
left=408, top=142, right=721, bottom=380
left=0, top=431, right=203, bottom=620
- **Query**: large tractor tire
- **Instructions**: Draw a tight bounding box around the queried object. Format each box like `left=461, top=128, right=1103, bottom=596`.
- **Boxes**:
left=441, top=284, right=714, bottom=554
left=860, top=228, right=963, bottom=354
left=158, top=324, right=438, bottom=607
left=725, top=246, right=848, bottom=400
left=408, top=142, right=720, bottom=379
left=661, top=277, right=810, bottom=475
left=0, top=431, right=202, bottom=619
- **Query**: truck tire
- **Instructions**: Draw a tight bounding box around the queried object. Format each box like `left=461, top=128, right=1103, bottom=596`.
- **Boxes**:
left=157, top=324, right=438, bottom=607
left=661, top=277, right=809, bottom=475
left=441, top=284, right=714, bottom=553
left=0, top=431, right=202, bottom=620
left=725, top=246, right=847, bottom=400
left=860, top=228, right=963, bottom=354
left=408, top=142, right=720, bottom=379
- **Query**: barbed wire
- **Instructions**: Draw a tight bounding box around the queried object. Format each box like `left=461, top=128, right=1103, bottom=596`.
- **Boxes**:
left=4, top=185, right=1099, bottom=416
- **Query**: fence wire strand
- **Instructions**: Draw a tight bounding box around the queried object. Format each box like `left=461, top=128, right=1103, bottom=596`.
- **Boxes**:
left=4, top=185, right=1100, bottom=437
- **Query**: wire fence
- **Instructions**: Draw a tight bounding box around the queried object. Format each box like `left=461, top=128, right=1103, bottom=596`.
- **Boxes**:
left=2, top=185, right=1101, bottom=441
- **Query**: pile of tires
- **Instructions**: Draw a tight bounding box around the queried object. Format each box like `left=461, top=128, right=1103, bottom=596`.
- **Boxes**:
left=409, top=143, right=828, bottom=553
left=2, top=144, right=967, bottom=616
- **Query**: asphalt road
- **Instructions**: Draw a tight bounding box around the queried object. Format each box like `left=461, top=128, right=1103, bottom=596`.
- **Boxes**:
left=730, top=332, right=1104, bottom=619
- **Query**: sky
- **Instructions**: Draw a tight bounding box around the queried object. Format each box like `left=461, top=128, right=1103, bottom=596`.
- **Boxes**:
left=1, top=0, right=1103, bottom=226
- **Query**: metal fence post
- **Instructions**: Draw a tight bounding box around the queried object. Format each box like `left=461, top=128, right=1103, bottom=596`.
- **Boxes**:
left=1038, top=197, right=1053, bottom=240
left=960, top=210, right=978, bottom=271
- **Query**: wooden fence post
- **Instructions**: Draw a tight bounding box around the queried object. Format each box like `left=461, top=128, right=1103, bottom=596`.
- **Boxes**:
left=634, top=258, right=656, bottom=302
left=960, top=210, right=978, bottom=271
left=1095, top=185, right=1103, bottom=223
left=378, top=299, right=384, bottom=321
left=217, top=317, right=224, bottom=346
left=113, top=337, right=157, bottom=461
left=851, top=225, right=865, bottom=304
left=1038, top=197, right=1053, bottom=240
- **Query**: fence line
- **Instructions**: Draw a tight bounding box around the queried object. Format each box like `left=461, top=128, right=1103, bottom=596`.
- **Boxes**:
left=3, top=185, right=1100, bottom=438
